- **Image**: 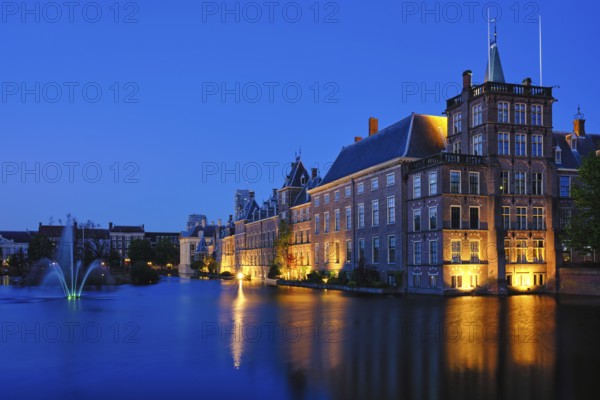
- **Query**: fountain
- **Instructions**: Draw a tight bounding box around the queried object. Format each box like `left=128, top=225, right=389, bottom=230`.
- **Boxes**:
left=44, top=219, right=107, bottom=299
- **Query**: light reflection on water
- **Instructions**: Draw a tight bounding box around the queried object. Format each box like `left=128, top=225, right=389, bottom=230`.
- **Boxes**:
left=1, top=279, right=599, bottom=399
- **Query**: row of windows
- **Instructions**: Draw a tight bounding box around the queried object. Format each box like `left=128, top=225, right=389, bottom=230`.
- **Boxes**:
left=453, top=103, right=543, bottom=132
left=412, top=240, right=439, bottom=265
left=314, top=236, right=398, bottom=265
left=504, top=239, right=545, bottom=263
left=412, top=272, right=547, bottom=289
left=497, top=133, right=544, bottom=157
left=502, top=207, right=545, bottom=230
left=291, top=208, right=310, bottom=223
left=314, top=174, right=396, bottom=206
left=315, top=197, right=396, bottom=233
left=499, top=171, right=544, bottom=195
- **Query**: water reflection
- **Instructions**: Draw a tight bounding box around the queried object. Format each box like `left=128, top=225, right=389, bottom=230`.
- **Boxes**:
left=231, top=280, right=245, bottom=369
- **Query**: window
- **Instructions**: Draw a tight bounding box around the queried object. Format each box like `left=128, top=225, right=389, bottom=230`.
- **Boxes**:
left=429, top=240, right=438, bottom=264
left=413, top=241, right=422, bottom=265
left=515, top=103, right=526, bottom=124
left=451, top=275, right=463, bottom=288
left=531, top=172, right=543, bottom=195
left=387, top=196, right=396, bottom=224
left=560, top=209, right=572, bottom=230
left=532, top=135, right=543, bottom=157
left=324, top=212, right=330, bottom=233
left=413, top=209, right=421, bottom=232
left=514, top=172, right=526, bottom=195
left=413, top=175, right=422, bottom=198
left=315, top=215, right=320, bottom=234
left=470, top=274, right=479, bottom=288
left=334, top=209, right=340, bottom=232
left=315, top=243, right=320, bottom=265
left=516, top=240, right=527, bottom=262
left=372, top=237, right=380, bottom=263
left=357, top=204, right=365, bottom=228
left=453, top=112, right=462, bottom=133
left=469, top=172, right=480, bottom=194
left=371, top=178, right=379, bottom=191
left=502, top=206, right=511, bottom=229
left=346, top=240, right=352, bottom=263
left=282, top=192, right=288, bottom=205
left=388, top=236, right=396, bottom=264
left=413, top=274, right=421, bottom=288
left=429, top=206, right=438, bottom=230
left=507, top=274, right=513, bottom=286
left=516, top=207, right=527, bottom=230
left=324, top=194, right=330, bottom=204
left=470, top=241, right=480, bottom=262
left=324, top=242, right=329, bottom=263
left=516, top=134, right=527, bottom=156
left=532, top=207, right=544, bottom=230
left=533, top=240, right=544, bottom=262
left=532, top=105, right=543, bottom=126
left=472, top=104, right=483, bottom=127
left=559, top=176, right=571, bottom=198
left=450, top=170, right=461, bottom=194
left=498, top=101, right=509, bottom=123
left=429, top=275, right=438, bottom=288
left=451, top=240, right=461, bottom=263
left=500, top=171, right=510, bottom=194
left=505, top=239, right=512, bottom=262
left=334, top=191, right=340, bottom=202
left=357, top=182, right=364, bottom=194
left=429, top=172, right=437, bottom=195
left=452, top=141, right=461, bottom=154
left=472, top=134, right=483, bottom=156
left=315, top=196, right=320, bottom=207
left=372, top=200, right=380, bottom=226
left=358, top=239, right=365, bottom=261
left=334, top=242, right=340, bottom=264
left=469, top=207, right=480, bottom=229
left=451, top=206, right=461, bottom=229
left=345, top=207, right=352, bottom=230
left=386, top=173, right=395, bottom=186
left=344, top=186, right=351, bottom=198
left=498, top=132, right=510, bottom=155
left=555, top=148, right=562, bottom=164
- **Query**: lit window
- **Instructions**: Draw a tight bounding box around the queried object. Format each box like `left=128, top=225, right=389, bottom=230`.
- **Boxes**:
left=470, top=241, right=480, bottom=262
left=500, top=171, right=510, bottom=194
left=451, top=240, right=461, bottom=263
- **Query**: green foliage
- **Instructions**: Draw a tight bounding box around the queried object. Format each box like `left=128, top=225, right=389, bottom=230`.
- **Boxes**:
left=274, top=220, right=295, bottom=276
left=27, top=234, right=54, bottom=263
left=566, top=153, right=600, bottom=253
left=108, top=250, right=122, bottom=269
left=268, top=262, right=282, bottom=279
left=190, top=260, right=203, bottom=271
left=128, top=239, right=154, bottom=264
left=351, top=258, right=381, bottom=287
left=220, top=271, right=233, bottom=277
left=130, top=261, right=160, bottom=285
left=153, top=238, right=179, bottom=267
left=7, top=248, right=27, bottom=277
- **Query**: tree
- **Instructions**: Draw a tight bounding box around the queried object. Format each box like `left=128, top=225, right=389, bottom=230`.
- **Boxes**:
left=565, top=152, right=600, bottom=253
left=202, top=255, right=219, bottom=274
left=8, top=248, right=27, bottom=277
left=128, top=239, right=154, bottom=264
left=274, top=220, right=295, bottom=278
left=77, top=220, right=110, bottom=266
left=130, top=261, right=159, bottom=285
left=108, top=250, right=122, bottom=269
left=153, top=238, right=179, bottom=268
left=27, top=234, right=54, bottom=263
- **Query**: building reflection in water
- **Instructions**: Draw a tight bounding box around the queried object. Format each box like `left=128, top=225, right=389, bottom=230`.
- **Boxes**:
left=230, top=280, right=245, bottom=369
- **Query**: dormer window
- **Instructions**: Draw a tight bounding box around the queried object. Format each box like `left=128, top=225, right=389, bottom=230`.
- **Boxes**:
left=555, top=147, right=562, bottom=164
left=301, top=176, right=306, bottom=185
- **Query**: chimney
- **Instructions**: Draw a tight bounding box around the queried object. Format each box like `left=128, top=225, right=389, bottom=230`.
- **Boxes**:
left=368, top=117, right=378, bottom=136
left=354, top=136, right=362, bottom=143
left=574, top=106, right=586, bottom=137
left=109, top=222, right=113, bottom=231
left=218, top=219, right=222, bottom=226
left=462, top=70, right=472, bottom=89
left=311, top=168, right=318, bottom=179
left=228, top=214, right=233, bottom=223
left=522, top=77, right=532, bottom=86
left=249, top=191, right=255, bottom=200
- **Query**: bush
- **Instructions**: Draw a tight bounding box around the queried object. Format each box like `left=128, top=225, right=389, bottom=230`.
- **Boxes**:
left=268, top=263, right=281, bottom=279
left=351, top=263, right=380, bottom=287
left=220, top=271, right=233, bottom=277
left=130, top=261, right=160, bottom=285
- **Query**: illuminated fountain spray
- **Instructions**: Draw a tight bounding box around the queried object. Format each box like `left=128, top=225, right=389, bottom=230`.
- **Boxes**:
left=46, top=220, right=105, bottom=299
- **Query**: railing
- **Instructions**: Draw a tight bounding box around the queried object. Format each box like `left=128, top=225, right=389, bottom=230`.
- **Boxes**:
left=408, top=152, right=484, bottom=172
left=446, top=82, right=553, bottom=108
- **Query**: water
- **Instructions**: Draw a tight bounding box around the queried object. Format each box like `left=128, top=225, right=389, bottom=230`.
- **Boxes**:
left=1, top=279, right=599, bottom=399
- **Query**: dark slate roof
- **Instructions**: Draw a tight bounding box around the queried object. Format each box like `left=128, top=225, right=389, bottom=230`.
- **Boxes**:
left=283, top=158, right=310, bottom=188
left=181, top=225, right=225, bottom=239
left=144, top=232, right=179, bottom=242
left=0, top=231, right=34, bottom=243
left=38, top=225, right=72, bottom=238
left=292, top=175, right=322, bottom=207
left=553, top=132, right=600, bottom=169
left=485, top=42, right=505, bottom=83
left=110, top=225, right=145, bottom=233
left=76, top=229, right=109, bottom=240
left=320, top=114, right=447, bottom=185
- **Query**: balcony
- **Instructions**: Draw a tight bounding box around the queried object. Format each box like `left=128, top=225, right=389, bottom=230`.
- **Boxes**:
left=408, top=152, right=484, bottom=172
left=446, top=82, right=554, bottom=109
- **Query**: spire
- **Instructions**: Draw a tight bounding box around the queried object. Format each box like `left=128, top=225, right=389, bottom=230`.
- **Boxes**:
left=484, top=20, right=506, bottom=83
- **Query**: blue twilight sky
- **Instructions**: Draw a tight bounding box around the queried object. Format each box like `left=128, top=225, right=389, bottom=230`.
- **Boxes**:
left=0, top=0, right=598, bottom=232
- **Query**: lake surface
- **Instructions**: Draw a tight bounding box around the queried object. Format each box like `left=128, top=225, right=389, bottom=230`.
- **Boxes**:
left=1, top=278, right=599, bottom=399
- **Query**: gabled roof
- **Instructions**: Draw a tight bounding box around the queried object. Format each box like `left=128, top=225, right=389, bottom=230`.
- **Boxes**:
left=181, top=225, right=225, bottom=239
left=0, top=231, right=34, bottom=244
left=553, top=132, right=600, bottom=169
left=292, top=175, right=322, bottom=207
left=283, top=158, right=310, bottom=188
left=320, top=114, right=447, bottom=185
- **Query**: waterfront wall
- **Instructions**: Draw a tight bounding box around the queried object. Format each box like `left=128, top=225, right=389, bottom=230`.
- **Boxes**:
left=559, top=268, right=600, bottom=296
